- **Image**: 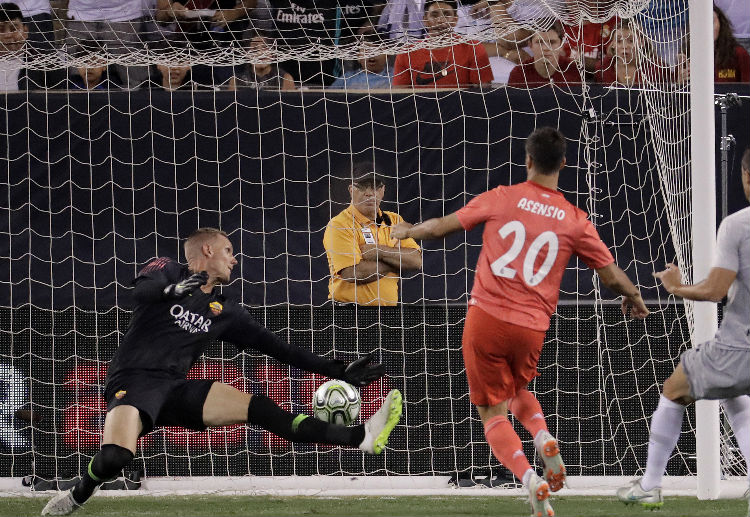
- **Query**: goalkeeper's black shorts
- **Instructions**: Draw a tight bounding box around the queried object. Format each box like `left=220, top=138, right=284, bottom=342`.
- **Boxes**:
left=104, top=372, right=215, bottom=435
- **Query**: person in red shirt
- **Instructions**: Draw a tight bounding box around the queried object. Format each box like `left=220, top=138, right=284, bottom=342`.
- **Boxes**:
left=392, top=127, right=648, bottom=517
left=714, top=4, right=750, bottom=83
left=508, top=22, right=583, bottom=88
left=392, top=0, right=493, bottom=88
left=563, top=16, right=618, bottom=73
left=594, top=23, right=667, bottom=86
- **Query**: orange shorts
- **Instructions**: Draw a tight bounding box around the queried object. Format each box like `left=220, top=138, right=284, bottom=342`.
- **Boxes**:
left=462, top=304, right=545, bottom=406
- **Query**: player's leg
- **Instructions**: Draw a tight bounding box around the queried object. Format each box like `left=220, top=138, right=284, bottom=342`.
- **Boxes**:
left=477, top=402, right=535, bottom=485
left=721, top=396, right=750, bottom=485
left=462, top=306, right=553, bottom=516
left=42, top=405, right=142, bottom=516
left=617, top=364, right=692, bottom=507
left=509, top=387, right=548, bottom=438
left=202, top=382, right=401, bottom=454
left=510, top=387, right=565, bottom=492
left=479, top=403, right=553, bottom=517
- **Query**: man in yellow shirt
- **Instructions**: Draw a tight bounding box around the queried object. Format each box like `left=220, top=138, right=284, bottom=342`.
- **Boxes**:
left=324, top=170, right=422, bottom=305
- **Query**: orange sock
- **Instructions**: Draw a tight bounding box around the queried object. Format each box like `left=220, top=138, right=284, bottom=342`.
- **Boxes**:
left=484, top=415, right=532, bottom=481
left=509, top=389, right=548, bottom=439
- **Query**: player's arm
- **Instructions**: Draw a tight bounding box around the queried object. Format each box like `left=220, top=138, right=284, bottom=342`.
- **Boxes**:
left=131, top=259, right=207, bottom=303
left=595, top=263, right=649, bottom=318
left=360, top=244, right=422, bottom=271
left=390, top=213, right=463, bottom=241
left=653, top=263, right=736, bottom=302
left=223, top=313, right=385, bottom=386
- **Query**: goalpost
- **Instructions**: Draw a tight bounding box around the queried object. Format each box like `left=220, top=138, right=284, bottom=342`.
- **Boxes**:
left=687, top=0, right=720, bottom=501
left=0, top=0, right=744, bottom=498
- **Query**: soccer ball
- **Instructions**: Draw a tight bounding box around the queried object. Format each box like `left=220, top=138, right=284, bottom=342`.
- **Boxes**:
left=312, top=379, right=361, bottom=426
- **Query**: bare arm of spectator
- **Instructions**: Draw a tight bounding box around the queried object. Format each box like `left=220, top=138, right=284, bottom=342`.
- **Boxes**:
left=156, top=0, right=189, bottom=22
left=212, top=0, right=256, bottom=27
left=488, top=2, right=533, bottom=43
left=281, top=71, right=295, bottom=90
left=483, top=39, right=529, bottom=64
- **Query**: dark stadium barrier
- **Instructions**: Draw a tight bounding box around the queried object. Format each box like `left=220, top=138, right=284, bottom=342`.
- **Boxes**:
left=2, top=303, right=693, bottom=480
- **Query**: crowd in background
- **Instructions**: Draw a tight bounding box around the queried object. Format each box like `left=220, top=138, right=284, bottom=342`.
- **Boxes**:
left=0, top=0, right=748, bottom=92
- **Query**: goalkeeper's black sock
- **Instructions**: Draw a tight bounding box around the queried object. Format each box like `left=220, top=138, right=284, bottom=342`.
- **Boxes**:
left=248, top=393, right=365, bottom=446
left=72, top=444, right=133, bottom=504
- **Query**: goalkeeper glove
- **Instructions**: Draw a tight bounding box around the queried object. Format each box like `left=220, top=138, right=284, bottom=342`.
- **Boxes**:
left=341, top=353, right=386, bottom=387
left=163, top=271, right=209, bottom=300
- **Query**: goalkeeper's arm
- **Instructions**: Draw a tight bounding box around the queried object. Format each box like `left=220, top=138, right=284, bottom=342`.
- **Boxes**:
left=222, top=312, right=385, bottom=386
left=132, top=271, right=208, bottom=304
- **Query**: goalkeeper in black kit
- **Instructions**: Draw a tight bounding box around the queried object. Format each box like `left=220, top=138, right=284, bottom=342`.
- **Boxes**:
left=42, top=227, right=403, bottom=516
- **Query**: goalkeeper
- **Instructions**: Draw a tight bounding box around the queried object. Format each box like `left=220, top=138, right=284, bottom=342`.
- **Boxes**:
left=42, top=227, right=403, bottom=516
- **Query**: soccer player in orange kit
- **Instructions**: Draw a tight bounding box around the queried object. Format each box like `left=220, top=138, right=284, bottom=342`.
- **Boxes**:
left=391, top=127, right=649, bottom=517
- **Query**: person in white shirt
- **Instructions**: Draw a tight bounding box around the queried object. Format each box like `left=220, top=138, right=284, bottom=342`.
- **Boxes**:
left=0, top=2, right=26, bottom=90
left=14, top=0, right=52, bottom=50
left=378, top=0, right=486, bottom=40
left=64, top=0, right=150, bottom=88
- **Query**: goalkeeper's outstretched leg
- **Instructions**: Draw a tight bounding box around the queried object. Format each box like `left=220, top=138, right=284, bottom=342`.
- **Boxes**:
left=42, top=383, right=403, bottom=516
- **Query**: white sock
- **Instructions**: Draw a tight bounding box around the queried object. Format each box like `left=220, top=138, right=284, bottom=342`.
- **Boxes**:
left=641, top=395, right=686, bottom=492
left=722, top=396, right=750, bottom=483
left=522, top=468, right=534, bottom=487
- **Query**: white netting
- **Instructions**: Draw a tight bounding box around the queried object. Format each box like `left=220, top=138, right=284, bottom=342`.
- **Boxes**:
left=1, top=0, right=745, bottom=489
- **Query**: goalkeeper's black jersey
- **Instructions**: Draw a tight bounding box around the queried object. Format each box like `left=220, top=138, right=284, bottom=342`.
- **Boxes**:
left=106, top=257, right=341, bottom=385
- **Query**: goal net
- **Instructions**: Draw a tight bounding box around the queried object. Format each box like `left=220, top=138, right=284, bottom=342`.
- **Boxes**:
left=0, top=0, right=744, bottom=490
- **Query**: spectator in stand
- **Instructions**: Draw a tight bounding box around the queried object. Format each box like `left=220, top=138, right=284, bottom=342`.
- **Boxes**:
left=714, top=4, right=750, bottom=83
left=714, top=0, right=750, bottom=55
left=507, top=22, right=582, bottom=88
left=15, top=0, right=53, bottom=52
left=0, top=2, right=63, bottom=90
left=635, top=0, right=686, bottom=66
left=562, top=12, right=618, bottom=74
left=0, top=1, right=27, bottom=90
left=330, top=31, right=391, bottom=89
left=64, top=0, right=150, bottom=89
left=229, top=30, right=294, bottom=90
left=379, top=0, right=488, bottom=41
left=252, top=0, right=376, bottom=87
left=154, top=0, right=254, bottom=47
left=466, top=0, right=533, bottom=85
left=151, top=63, right=194, bottom=90
left=594, top=22, right=658, bottom=87
left=392, top=0, right=493, bottom=88
left=69, top=63, right=121, bottom=90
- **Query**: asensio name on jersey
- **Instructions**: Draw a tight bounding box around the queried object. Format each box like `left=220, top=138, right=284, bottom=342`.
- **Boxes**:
left=516, top=197, right=567, bottom=220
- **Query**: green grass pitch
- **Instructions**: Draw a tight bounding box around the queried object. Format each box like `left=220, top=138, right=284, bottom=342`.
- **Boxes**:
left=2, top=495, right=747, bottom=517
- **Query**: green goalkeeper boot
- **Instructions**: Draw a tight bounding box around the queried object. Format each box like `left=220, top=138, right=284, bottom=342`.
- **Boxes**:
left=359, top=389, right=402, bottom=454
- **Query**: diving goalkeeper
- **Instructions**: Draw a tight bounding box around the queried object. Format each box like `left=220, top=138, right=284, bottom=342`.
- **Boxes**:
left=42, top=227, right=402, bottom=516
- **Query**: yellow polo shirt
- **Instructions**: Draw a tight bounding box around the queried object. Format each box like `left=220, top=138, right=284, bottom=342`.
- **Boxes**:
left=323, top=205, right=421, bottom=306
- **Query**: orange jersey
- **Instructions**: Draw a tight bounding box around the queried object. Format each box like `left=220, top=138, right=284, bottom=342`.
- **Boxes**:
left=456, top=181, right=614, bottom=331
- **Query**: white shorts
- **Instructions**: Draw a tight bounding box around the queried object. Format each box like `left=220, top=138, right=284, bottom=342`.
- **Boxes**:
left=681, top=340, right=750, bottom=400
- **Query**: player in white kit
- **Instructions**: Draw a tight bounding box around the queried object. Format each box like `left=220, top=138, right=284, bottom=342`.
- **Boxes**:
left=618, top=148, right=750, bottom=511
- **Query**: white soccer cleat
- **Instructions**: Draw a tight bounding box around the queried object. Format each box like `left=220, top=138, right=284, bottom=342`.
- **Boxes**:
left=534, top=430, right=566, bottom=492
left=359, top=389, right=403, bottom=454
left=528, top=473, right=554, bottom=517
left=616, top=478, right=663, bottom=509
left=41, top=489, right=80, bottom=516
